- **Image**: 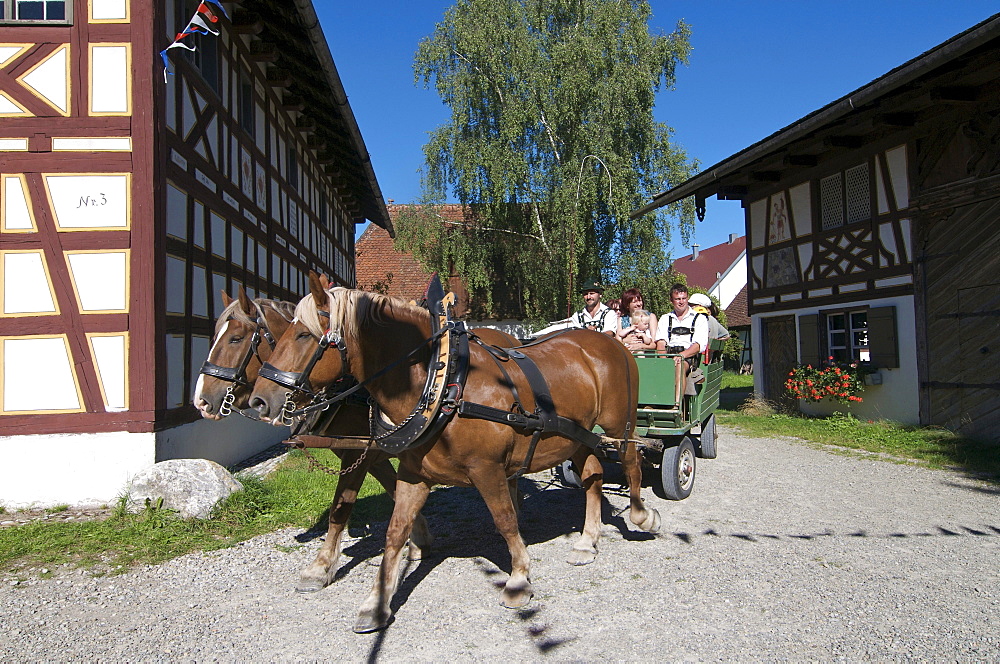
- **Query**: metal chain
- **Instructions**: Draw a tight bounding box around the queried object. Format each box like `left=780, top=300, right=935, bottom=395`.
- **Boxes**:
left=279, top=392, right=297, bottom=426
left=293, top=438, right=373, bottom=477
left=219, top=385, right=236, bottom=417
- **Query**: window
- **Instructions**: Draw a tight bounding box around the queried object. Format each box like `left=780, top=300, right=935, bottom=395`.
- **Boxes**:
left=180, top=0, right=219, bottom=93
left=1, top=0, right=69, bottom=22
left=826, top=310, right=869, bottom=363
left=798, top=306, right=898, bottom=369
left=286, top=146, right=298, bottom=189
left=820, top=162, right=871, bottom=231
left=192, top=28, right=218, bottom=93
left=239, top=75, right=254, bottom=138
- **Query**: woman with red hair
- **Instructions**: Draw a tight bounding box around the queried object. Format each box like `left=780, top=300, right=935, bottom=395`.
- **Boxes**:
left=617, top=288, right=658, bottom=351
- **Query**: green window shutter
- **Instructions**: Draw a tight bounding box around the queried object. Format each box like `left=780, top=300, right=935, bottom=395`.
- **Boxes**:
left=798, top=314, right=820, bottom=366
left=868, top=306, right=899, bottom=368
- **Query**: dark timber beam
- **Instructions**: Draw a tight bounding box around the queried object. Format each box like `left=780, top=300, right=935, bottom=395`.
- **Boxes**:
left=824, top=135, right=865, bottom=149
left=717, top=185, right=747, bottom=200
left=265, top=67, right=292, bottom=88
left=281, top=95, right=305, bottom=112
left=784, top=154, right=818, bottom=167
left=931, top=86, right=978, bottom=102
left=249, top=41, right=278, bottom=63
left=231, top=9, right=262, bottom=35
left=877, top=112, right=917, bottom=127
left=751, top=171, right=781, bottom=182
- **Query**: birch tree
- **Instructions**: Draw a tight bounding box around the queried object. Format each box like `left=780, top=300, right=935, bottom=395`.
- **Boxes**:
left=395, top=0, right=695, bottom=320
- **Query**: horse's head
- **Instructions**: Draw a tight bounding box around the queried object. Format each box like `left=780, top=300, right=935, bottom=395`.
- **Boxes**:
left=249, top=272, right=350, bottom=424
left=192, top=287, right=293, bottom=419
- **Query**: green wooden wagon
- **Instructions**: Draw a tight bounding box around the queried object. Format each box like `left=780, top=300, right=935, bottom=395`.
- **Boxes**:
left=556, top=338, right=724, bottom=500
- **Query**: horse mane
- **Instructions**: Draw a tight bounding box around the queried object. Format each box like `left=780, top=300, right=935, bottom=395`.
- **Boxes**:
left=255, top=298, right=295, bottom=324
left=214, top=297, right=255, bottom=336
left=214, top=297, right=296, bottom=337
left=294, top=288, right=428, bottom=340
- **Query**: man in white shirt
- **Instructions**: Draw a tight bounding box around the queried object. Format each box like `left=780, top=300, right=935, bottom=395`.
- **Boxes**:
left=655, top=283, right=709, bottom=395
left=574, top=279, right=618, bottom=337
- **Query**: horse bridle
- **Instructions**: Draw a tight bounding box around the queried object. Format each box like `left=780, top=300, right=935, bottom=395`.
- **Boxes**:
left=199, top=307, right=280, bottom=416
left=257, top=310, right=350, bottom=398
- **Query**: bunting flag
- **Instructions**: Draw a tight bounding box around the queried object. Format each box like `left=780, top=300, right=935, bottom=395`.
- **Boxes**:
left=159, top=0, right=229, bottom=82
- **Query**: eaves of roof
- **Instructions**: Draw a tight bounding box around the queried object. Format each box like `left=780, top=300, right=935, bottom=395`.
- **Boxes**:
left=630, top=13, right=1000, bottom=219
left=290, top=0, right=393, bottom=234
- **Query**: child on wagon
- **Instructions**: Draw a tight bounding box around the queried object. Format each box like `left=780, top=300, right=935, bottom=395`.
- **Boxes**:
left=619, top=310, right=656, bottom=352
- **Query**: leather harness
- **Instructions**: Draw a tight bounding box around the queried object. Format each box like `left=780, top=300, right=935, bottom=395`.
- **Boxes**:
left=260, top=278, right=604, bottom=478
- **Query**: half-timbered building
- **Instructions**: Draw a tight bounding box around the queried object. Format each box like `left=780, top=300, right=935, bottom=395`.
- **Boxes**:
left=0, top=0, right=391, bottom=506
left=632, top=15, right=1000, bottom=443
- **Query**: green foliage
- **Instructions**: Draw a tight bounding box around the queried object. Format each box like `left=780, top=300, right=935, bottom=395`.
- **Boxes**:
left=0, top=450, right=392, bottom=575
left=718, top=411, right=1000, bottom=480
left=357, top=271, right=394, bottom=296
left=720, top=371, right=753, bottom=390
left=400, top=0, right=696, bottom=321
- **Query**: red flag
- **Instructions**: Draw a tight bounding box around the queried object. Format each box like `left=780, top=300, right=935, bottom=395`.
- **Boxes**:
left=198, top=3, right=219, bottom=22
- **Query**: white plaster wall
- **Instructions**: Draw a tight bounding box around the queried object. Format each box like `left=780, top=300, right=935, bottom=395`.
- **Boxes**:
left=154, top=413, right=290, bottom=467
left=710, top=253, right=747, bottom=310
left=0, top=417, right=289, bottom=509
left=0, top=430, right=155, bottom=509
left=752, top=295, right=919, bottom=424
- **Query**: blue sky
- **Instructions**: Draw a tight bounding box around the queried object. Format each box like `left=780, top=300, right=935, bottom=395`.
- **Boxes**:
left=317, top=2, right=998, bottom=258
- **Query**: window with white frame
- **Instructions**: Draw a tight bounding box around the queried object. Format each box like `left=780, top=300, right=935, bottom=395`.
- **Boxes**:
left=0, top=0, right=69, bottom=22
left=826, top=309, right=870, bottom=363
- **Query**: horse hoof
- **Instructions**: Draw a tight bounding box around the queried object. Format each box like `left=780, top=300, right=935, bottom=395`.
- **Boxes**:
left=500, top=583, right=533, bottom=609
left=354, top=611, right=392, bottom=633
left=295, top=577, right=327, bottom=593
left=640, top=508, right=661, bottom=534
left=567, top=547, right=598, bottom=566
left=406, top=544, right=424, bottom=561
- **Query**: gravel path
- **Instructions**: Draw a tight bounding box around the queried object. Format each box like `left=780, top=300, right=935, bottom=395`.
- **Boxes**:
left=2, top=427, right=998, bottom=662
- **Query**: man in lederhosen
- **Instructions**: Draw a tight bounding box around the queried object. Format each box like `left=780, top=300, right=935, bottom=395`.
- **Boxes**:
left=574, top=278, right=618, bottom=337
left=655, top=283, right=708, bottom=396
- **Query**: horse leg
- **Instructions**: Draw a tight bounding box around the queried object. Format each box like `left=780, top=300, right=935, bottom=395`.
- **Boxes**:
left=567, top=448, right=605, bottom=566
left=620, top=440, right=660, bottom=533
left=367, top=455, right=433, bottom=559
left=297, top=450, right=371, bottom=593
left=508, top=477, right=522, bottom=520
left=473, top=469, right=533, bottom=608
left=354, top=474, right=431, bottom=633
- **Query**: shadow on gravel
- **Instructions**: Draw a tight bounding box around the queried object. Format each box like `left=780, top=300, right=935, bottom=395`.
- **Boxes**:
left=298, top=472, right=648, bottom=657
left=666, top=524, right=1000, bottom=544
left=943, top=480, right=1000, bottom=496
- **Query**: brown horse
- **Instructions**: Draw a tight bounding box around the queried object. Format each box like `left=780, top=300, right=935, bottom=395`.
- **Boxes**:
left=192, top=285, right=518, bottom=593
left=249, top=279, right=660, bottom=632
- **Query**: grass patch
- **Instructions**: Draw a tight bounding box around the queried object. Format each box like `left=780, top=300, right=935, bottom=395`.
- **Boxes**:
left=719, top=371, right=754, bottom=410
left=718, top=407, right=1000, bottom=480
left=0, top=449, right=392, bottom=576
left=720, top=372, right=754, bottom=390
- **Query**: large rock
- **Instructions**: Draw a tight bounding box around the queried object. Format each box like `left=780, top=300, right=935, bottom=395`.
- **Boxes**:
left=126, top=459, right=243, bottom=519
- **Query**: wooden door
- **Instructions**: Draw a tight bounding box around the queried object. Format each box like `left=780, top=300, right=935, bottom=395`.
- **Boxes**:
left=956, top=283, right=1000, bottom=440
left=763, top=316, right=797, bottom=404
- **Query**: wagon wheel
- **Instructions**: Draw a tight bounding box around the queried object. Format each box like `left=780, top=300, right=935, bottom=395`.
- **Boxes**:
left=554, top=460, right=583, bottom=488
left=652, top=436, right=695, bottom=501
left=696, top=413, right=718, bottom=459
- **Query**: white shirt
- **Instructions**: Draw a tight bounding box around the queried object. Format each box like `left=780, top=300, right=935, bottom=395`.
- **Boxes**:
left=575, top=303, right=618, bottom=334
left=655, top=307, right=709, bottom=352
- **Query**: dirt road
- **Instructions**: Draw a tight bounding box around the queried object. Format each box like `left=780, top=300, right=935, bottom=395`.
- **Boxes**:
left=2, top=427, right=997, bottom=661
